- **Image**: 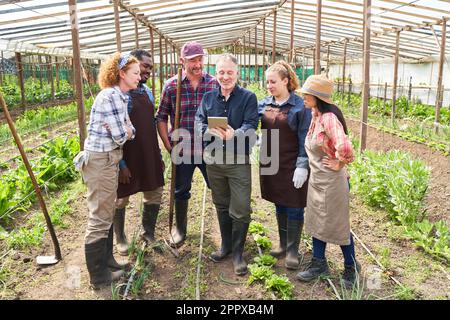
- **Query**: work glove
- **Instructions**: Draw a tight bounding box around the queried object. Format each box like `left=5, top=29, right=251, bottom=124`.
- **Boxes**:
left=293, top=168, right=308, bottom=189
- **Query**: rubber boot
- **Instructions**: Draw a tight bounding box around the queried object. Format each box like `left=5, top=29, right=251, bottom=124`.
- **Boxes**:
left=296, top=257, right=330, bottom=282
left=113, top=208, right=128, bottom=256
left=285, top=219, right=303, bottom=270
left=107, top=226, right=129, bottom=270
left=85, top=238, right=124, bottom=289
left=209, top=211, right=232, bottom=262
left=142, top=204, right=160, bottom=244
left=169, top=199, right=188, bottom=248
left=342, top=261, right=362, bottom=289
left=270, top=213, right=287, bottom=258
left=232, top=220, right=249, bottom=276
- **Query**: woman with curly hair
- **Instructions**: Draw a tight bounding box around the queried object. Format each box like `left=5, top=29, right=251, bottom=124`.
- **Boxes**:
left=258, top=60, right=311, bottom=270
left=76, top=52, right=140, bottom=289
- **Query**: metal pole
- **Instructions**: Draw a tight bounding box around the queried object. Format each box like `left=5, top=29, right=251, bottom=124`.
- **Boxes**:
left=359, top=0, right=371, bottom=153
left=159, top=35, right=163, bottom=93
left=392, top=30, right=400, bottom=124
left=68, top=0, right=87, bottom=151
left=315, top=0, right=322, bottom=74
left=255, top=27, right=258, bottom=82
left=342, top=39, right=348, bottom=93
left=263, top=18, right=266, bottom=87
left=434, top=18, right=447, bottom=133
left=113, top=0, right=122, bottom=51
left=248, top=32, right=251, bottom=83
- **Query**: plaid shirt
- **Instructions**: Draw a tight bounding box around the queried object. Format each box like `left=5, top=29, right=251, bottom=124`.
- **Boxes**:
left=307, top=111, right=354, bottom=164
left=156, top=72, right=218, bottom=154
left=84, top=86, right=135, bottom=152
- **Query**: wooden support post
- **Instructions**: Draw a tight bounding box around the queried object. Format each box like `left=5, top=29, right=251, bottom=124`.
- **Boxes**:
left=134, top=17, right=139, bottom=48
left=165, top=38, right=168, bottom=80
left=315, top=0, right=322, bottom=74
left=434, top=19, right=447, bottom=133
left=38, top=55, right=44, bottom=89
left=263, top=18, right=266, bottom=87
left=342, top=39, right=348, bottom=93
left=0, top=51, right=3, bottom=86
left=68, top=0, right=87, bottom=151
left=302, top=50, right=306, bottom=85
left=159, top=35, right=164, bottom=93
left=49, top=56, right=55, bottom=100
left=290, top=0, right=295, bottom=63
left=248, top=32, right=251, bottom=83
left=149, top=27, right=155, bottom=98
left=113, top=0, right=122, bottom=51
left=55, top=57, right=60, bottom=91
left=359, top=0, right=371, bottom=153
left=243, top=36, right=247, bottom=82
left=255, top=27, right=258, bottom=82
left=272, top=10, right=277, bottom=64
left=172, top=45, right=176, bottom=77
left=15, top=52, right=26, bottom=108
left=326, top=45, right=330, bottom=77
left=392, top=30, right=400, bottom=124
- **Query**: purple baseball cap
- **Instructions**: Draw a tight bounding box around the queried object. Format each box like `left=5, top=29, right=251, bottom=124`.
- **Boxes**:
left=181, top=41, right=205, bottom=59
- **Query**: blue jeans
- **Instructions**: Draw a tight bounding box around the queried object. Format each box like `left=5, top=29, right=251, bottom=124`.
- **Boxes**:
left=175, top=161, right=209, bottom=200
left=275, top=205, right=304, bottom=221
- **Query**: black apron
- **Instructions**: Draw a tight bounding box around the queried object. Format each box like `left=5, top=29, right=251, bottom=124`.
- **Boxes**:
left=117, top=91, right=164, bottom=198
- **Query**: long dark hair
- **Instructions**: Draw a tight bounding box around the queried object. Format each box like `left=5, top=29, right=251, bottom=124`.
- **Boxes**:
left=316, top=98, right=348, bottom=135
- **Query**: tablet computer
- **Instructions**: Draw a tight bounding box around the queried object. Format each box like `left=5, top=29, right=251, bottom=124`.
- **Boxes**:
left=207, top=116, right=228, bottom=130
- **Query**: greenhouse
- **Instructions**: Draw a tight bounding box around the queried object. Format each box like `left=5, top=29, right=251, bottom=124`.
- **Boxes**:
left=0, top=0, right=448, bottom=302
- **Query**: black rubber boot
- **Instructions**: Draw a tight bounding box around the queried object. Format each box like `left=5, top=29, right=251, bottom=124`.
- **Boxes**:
left=285, top=219, right=303, bottom=270
left=270, top=213, right=287, bottom=258
left=231, top=220, right=250, bottom=276
left=209, top=210, right=232, bottom=262
left=341, top=261, right=361, bottom=289
left=113, top=208, right=128, bottom=256
left=85, top=238, right=124, bottom=289
left=142, top=204, right=160, bottom=243
left=107, top=226, right=129, bottom=271
left=170, top=199, right=189, bottom=248
left=296, top=257, right=330, bottom=282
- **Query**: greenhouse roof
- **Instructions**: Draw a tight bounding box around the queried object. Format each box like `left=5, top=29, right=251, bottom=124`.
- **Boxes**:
left=0, top=0, right=449, bottom=61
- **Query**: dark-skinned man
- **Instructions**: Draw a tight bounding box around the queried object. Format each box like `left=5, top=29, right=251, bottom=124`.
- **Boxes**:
left=114, top=49, right=165, bottom=255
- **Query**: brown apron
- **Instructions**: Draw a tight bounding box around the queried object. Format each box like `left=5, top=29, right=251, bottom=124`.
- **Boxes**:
left=117, top=91, right=164, bottom=198
left=304, top=122, right=350, bottom=245
left=260, top=106, right=308, bottom=208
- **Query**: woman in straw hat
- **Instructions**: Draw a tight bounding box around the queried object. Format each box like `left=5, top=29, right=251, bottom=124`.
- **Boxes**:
left=296, top=75, right=360, bottom=289
left=75, top=52, right=140, bottom=289
left=258, top=61, right=312, bottom=270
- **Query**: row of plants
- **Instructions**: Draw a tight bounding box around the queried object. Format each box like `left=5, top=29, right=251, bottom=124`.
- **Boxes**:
left=349, top=149, right=450, bottom=263
left=333, top=92, right=450, bottom=155
left=0, top=97, right=94, bottom=145
left=0, top=77, right=99, bottom=107
left=0, top=136, right=80, bottom=231
left=247, top=222, right=295, bottom=300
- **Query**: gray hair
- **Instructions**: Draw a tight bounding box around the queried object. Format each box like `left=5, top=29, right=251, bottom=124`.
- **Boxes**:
left=216, top=53, right=238, bottom=67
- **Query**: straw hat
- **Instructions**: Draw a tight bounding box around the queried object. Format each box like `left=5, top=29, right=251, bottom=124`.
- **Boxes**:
left=299, top=75, right=334, bottom=104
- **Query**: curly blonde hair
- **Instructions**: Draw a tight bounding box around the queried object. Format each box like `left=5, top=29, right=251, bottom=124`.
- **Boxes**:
left=266, top=60, right=300, bottom=92
left=98, top=52, right=139, bottom=89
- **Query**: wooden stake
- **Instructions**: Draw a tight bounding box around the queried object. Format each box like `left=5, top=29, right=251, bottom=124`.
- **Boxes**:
left=434, top=19, right=447, bottom=133
left=0, top=93, right=61, bottom=261
left=272, top=10, right=277, bottom=64
left=315, top=0, right=322, bottom=74
left=68, top=0, right=87, bottom=151
left=113, top=0, right=122, bottom=51
left=392, top=30, right=400, bottom=124
left=15, top=52, right=26, bottom=108
left=359, top=0, right=371, bottom=153
left=149, top=27, right=155, bottom=99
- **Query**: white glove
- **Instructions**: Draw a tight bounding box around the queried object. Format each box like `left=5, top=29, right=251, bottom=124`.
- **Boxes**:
left=293, top=168, right=308, bottom=189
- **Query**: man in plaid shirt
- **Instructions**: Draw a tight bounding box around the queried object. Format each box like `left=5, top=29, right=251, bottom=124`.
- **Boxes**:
left=156, top=41, right=218, bottom=247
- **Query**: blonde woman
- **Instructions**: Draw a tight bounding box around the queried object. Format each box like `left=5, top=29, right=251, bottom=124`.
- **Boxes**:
left=78, top=52, right=140, bottom=289
left=296, top=75, right=359, bottom=289
left=258, top=61, right=311, bottom=270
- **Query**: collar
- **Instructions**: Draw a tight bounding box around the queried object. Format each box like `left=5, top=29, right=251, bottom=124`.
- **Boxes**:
left=182, top=71, right=207, bottom=82
left=217, top=85, right=239, bottom=99
left=270, top=91, right=296, bottom=107
left=113, top=85, right=129, bottom=102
